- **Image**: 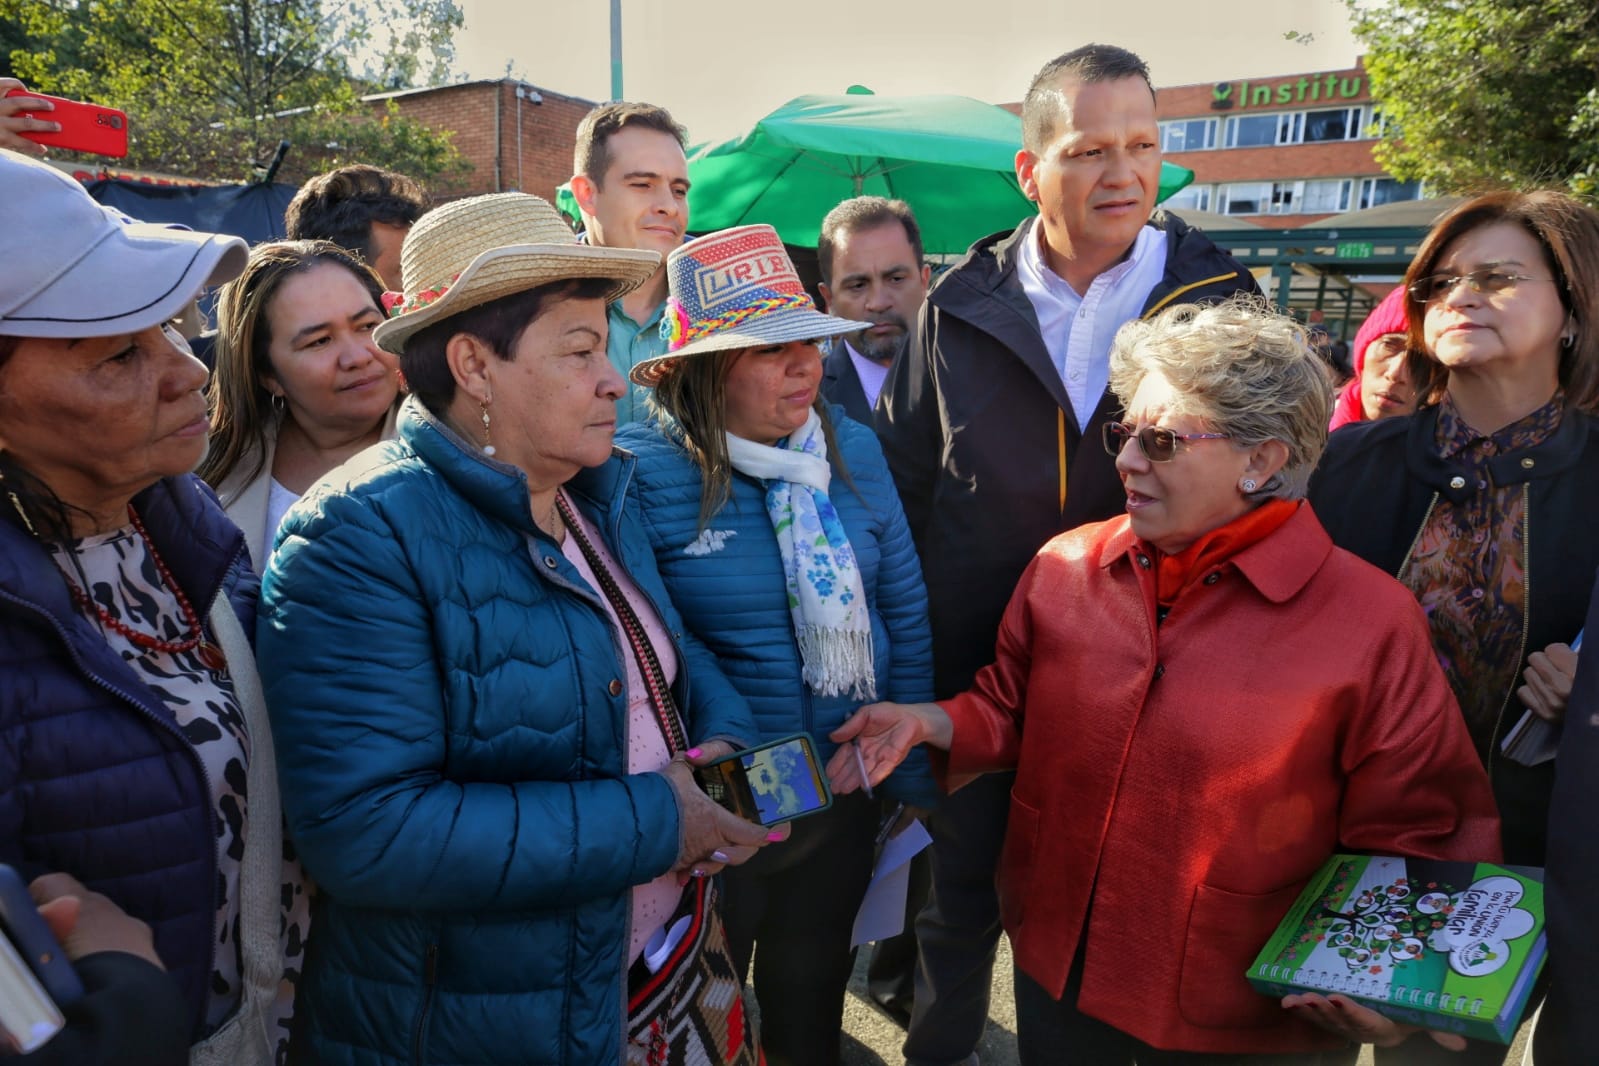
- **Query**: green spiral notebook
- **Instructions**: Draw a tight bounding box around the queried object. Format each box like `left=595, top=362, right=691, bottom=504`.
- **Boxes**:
left=1246, top=854, right=1546, bottom=1044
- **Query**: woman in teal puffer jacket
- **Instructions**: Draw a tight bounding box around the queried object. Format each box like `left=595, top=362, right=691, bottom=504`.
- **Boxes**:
left=617, top=225, right=936, bottom=1066
left=257, top=194, right=779, bottom=1065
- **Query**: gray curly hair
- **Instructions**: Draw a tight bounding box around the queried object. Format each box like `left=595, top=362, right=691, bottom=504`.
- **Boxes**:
left=1108, top=296, right=1331, bottom=500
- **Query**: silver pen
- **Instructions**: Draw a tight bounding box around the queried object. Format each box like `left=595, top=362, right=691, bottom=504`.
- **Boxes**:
left=852, top=738, right=874, bottom=799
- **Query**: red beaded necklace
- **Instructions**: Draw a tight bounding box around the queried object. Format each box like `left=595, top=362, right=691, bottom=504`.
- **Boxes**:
left=62, top=505, right=227, bottom=673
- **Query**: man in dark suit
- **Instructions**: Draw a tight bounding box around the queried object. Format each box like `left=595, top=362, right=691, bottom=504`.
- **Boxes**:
left=816, top=196, right=933, bottom=1029
left=817, top=197, right=930, bottom=425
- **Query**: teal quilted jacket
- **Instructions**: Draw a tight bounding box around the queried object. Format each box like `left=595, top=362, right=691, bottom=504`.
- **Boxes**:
left=258, top=398, right=756, bottom=1065
left=616, top=409, right=939, bottom=808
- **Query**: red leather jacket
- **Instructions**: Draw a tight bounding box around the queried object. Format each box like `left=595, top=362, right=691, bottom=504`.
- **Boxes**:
left=942, top=505, right=1502, bottom=1054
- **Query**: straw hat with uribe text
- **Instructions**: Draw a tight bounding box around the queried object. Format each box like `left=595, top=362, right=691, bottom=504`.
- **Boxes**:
left=372, top=192, right=660, bottom=354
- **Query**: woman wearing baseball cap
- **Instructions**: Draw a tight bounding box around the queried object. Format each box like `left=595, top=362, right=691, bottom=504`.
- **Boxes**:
left=0, top=148, right=305, bottom=1063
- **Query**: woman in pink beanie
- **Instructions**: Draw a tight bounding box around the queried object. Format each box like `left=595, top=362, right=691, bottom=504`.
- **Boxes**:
left=1328, top=285, right=1418, bottom=429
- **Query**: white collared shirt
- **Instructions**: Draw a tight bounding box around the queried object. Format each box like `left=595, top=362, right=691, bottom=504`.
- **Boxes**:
left=843, top=340, right=892, bottom=410
left=1015, top=222, right=1168, bottom=431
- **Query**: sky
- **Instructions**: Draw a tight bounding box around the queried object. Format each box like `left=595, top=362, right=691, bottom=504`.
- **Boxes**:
left=450, top=0, right=1365, bottom=145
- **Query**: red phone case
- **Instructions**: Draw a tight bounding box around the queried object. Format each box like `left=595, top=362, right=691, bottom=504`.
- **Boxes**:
left=4, top=89, right=128, bottom=159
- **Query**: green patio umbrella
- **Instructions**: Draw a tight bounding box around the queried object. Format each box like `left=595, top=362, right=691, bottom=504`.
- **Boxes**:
left=682, top=86, right=1194, bottom=254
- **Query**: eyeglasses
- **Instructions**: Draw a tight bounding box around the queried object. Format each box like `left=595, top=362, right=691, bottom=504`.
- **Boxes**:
left=1102, top=421, right=1231, bottom=462
left=1407, top=269, right=1557, bottom=304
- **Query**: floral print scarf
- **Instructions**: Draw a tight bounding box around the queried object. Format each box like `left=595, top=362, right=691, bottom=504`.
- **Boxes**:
left=724, top=409, right=876, bottom=699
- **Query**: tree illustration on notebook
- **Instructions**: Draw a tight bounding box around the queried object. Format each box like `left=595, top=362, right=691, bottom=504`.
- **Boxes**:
left=1313, top=870, right=1459, bottom=975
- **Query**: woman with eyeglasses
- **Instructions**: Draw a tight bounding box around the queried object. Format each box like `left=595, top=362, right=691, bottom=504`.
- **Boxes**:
left=1307, top=190, right=1599, bottom=1064
left=824, top=296, right=1499, bottom=1064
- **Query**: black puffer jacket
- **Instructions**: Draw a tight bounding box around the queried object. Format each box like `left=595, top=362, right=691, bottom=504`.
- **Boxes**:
left=1309, top=404, right=1599, bottom=865
left=876, top=211, right=1258, bottom=695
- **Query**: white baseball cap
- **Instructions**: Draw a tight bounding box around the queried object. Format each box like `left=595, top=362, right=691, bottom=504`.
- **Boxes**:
left=0, top=148, right=248, bottom=338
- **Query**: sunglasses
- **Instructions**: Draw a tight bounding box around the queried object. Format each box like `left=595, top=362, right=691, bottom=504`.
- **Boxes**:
left=1102, top=421, right=1231, bottom=462
left=1406, top=268, right=1557, bottom=304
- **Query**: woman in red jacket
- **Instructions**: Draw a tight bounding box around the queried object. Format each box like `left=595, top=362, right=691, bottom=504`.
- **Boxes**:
left=831, top=297, right=1502, bottom=1064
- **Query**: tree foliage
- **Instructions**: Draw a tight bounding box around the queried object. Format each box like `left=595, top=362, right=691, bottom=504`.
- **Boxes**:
left=3, top=0, right=472, bottom=188
left=1347, top=0, right=1599, bottom=203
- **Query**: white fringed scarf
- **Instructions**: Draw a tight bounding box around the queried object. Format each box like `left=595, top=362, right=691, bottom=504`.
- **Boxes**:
left=725, top=409, right=876, bottom=699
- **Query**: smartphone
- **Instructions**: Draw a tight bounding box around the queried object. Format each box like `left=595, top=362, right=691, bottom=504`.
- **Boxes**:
left=0, top=866, right=82, bottom=1008
left=4, top=89, right=129, bottom=158
left=694, top=733, right=833, bottom=827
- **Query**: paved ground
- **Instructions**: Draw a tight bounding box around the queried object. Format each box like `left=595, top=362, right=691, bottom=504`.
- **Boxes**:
left=834, top=934, right=1533, bottom=1066
left=840, top=936, right=1018, bottom=1066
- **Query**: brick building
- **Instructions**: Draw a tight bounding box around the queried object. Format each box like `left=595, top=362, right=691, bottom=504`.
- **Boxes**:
left=1156, top=61, right=1421, bottom=227
left=371, top=79, right=599, bottom=203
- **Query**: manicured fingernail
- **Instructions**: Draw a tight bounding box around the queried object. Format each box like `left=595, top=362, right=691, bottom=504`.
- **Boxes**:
left=686, top=747, right=703, bottom=759
left=712, top=850, right=730, bottom=863
left=766, top=831, right=784, bottom=842
left=691, top=868, right=706, bottom=878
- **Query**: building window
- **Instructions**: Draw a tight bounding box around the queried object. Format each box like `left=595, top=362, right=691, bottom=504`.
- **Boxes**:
left=1300, top=178, right=1353, bottom=213
left=1219, top=182, right=1274, bottom=214
left=1360, top=177, right=1423, bottom=209
left=1218, top=179, right=1353, bottom=216
left=1303, top=107, right=1363, bottom=142
left=1212, top=106, right=1374, bottom=147
left=1162, top=184, right=1212, bottom=211
left=1224, top=114, right=1286, bottom=148
left=1159, top=118, right=1217, bottom=152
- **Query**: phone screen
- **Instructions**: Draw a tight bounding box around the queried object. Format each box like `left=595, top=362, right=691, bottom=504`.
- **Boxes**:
left=695, top=734, right=833, bottom=826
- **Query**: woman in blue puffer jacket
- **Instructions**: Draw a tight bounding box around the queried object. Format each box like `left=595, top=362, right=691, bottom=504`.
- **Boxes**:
left=257, top=194, right=780, bottom=1066
left=617, top=225, right=937, bottom=1066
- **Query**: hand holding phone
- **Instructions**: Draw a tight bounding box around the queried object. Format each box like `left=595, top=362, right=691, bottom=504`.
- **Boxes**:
left=693, top=733, right=834, bottom=827
left=3, top=85, right=128, bottom=158
left=0, top=78, right=58, bottom=158
left=0, top=866, right=84, bottom=1053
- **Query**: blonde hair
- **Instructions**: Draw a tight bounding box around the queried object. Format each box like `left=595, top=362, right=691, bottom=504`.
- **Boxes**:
left=1108, top=296, right=1331, bottom=499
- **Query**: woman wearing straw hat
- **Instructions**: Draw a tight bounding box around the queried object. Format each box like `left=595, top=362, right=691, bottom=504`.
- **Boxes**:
left=256, top=192, right=782, bottom=1066
left=0, top=148, right=305, bottom=1064
left=618, top=224, right=938, bottom=1066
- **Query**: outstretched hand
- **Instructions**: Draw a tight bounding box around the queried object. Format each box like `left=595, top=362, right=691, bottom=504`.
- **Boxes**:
left=1282, top=992, right=1467, bottom=1051
left=825, top=701, right=947, bottom=794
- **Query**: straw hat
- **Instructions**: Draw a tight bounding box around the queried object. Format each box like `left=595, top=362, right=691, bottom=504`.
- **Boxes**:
left=630, top=224, right=868, bottom=387
left=372, top=192, right=660, bottom=354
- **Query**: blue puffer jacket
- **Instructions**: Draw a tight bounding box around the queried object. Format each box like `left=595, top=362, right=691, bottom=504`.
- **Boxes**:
left=617, top=410, right=939, bottom=807
left=0, top=476, right=254, bottom=1041
left=258, top=399, right=758, bottom=1066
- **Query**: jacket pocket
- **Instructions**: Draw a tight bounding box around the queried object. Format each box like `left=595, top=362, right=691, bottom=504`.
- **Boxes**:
left=1176, top=880, right=1305, bottom=1030
left=996, top=792, right=1041, bottom=933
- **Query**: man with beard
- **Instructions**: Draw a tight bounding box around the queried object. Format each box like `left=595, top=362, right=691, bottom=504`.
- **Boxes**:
left=817, top=197, right=931, bottom=425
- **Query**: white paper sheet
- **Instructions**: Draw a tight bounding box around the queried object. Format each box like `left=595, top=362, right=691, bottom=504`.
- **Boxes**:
left=850, top=818, right=933, bottom=947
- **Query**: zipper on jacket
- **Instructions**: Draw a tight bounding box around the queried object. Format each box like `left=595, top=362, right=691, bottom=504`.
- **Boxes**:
left=1485, top=485, right=1533, bottom=786
left=412, top=942, right=439, bottom=1066
left=0, top=584, right=228, bottom=1020
left=1142, top=271, right=1247, bottom=318
left=1395, top=492, right=1440, bottom=581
